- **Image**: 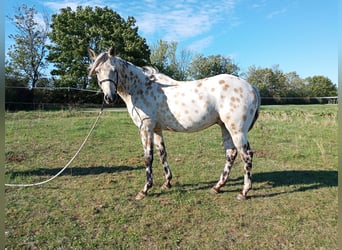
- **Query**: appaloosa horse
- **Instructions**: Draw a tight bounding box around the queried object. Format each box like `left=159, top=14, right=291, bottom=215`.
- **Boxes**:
left=88, top=48, right=261, bottom=200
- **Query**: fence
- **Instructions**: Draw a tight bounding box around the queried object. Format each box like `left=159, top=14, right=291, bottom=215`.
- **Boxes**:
left=5, top=86, right=338, bottom=111
left=261, top=96, right=338, bottom=105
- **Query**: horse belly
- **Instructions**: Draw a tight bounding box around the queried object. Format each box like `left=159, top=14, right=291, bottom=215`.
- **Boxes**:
left=158, top=104, right=219, bottom=132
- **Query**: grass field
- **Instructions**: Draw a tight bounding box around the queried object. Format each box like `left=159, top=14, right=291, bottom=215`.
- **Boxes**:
left=5, top=105, right=337, bottom=249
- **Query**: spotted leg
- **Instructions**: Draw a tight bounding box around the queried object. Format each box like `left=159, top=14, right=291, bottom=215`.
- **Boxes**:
left=135, top=124, right=154, bottom=200
left=225, top=125, right=254, bottom=200
left=237, top=142, right=254, bottom=200
left=154, top=130, right=172, bottom=189
left=211, top=125, right=237, bottom=194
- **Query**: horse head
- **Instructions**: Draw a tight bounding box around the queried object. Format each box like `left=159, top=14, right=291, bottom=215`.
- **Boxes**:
left=88, top=47, right=118, bottom=104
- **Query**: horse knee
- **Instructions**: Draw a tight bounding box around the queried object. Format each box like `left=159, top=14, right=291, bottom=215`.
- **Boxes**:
left=144, top=149, right=153, bottom=166
left=241, top=143, right=253, bottom=166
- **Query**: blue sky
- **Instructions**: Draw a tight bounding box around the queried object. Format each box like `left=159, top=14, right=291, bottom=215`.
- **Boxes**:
left=5, top=0, right=337, bottom=84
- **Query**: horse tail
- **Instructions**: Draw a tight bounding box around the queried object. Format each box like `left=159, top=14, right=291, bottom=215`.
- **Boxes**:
left=248, top=85, right=261, bottom=132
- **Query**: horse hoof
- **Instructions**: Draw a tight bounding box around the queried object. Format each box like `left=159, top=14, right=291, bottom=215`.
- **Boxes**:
left=161, top=182, right=172, bottom=190
left=135, top=191, right=146, bottom=201
left=210, top=187, right=220, bottom=194
left=237, top=193, right=247, bottom=200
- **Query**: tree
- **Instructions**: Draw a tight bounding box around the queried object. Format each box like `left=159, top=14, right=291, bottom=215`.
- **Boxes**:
left=245, top=65, right=287, bottom=97
left=285, top=71, right=307, bottom=97
left=188, top=54, right=239, bottom=80
left=7, top=4, right=49, bottom=89
left=48, top=6, right=150, bottom=88
left=306, top=76, right=337, bottom=97
left=150, top=40, right=193, bottom=80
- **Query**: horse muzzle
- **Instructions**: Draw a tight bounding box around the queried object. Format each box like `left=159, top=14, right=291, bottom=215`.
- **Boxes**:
left=104, top=93, right=116, bottom=104
left=98, top=78, right=118, bottom=104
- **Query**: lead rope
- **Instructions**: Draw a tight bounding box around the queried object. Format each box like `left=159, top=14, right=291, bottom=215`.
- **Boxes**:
left=5, top=101, right=105, bottom=187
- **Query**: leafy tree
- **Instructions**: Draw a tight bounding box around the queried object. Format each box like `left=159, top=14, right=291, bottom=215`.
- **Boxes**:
left=245, top=65, right=288, bottom=97
left=6, top=4, right=49, bottom=89
left=285, top=71, right=307, bottom=97
left=306, top=76, right=337, bottom=97
left=150, top=40, right=193, bottom=80
left=47, top=6, right=150, bottom=88
left=188, top=54, right=239, bottom=80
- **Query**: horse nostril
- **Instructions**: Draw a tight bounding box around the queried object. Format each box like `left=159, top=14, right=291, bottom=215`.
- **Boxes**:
left=104, top=95, right=110, bottom=103
left=104, top=94, right=114, bottom=103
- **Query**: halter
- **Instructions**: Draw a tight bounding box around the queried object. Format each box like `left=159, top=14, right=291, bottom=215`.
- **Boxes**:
left=98, top=70, right=119, bottom=93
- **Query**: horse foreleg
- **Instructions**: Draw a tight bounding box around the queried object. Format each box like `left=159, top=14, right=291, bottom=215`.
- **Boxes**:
left=136, top=129, right=154, bottom=200
left=154, top=130, right=172, bottom=189
left=237, top=142, right=253, bottom=200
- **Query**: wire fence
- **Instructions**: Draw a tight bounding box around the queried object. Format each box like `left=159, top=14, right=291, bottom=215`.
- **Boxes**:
left=5, top=86, right=338, bottom=111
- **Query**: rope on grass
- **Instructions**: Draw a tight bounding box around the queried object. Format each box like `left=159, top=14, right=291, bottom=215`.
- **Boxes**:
left=5, top=102, right=105, bottom=187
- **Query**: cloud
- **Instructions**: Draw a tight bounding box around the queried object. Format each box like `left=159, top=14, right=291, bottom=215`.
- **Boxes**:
left=43, top=0, right=238, bottom=43
left=41, top=0, right=239, bottom=53
left=188, top=36, right=213, bottom=52
left=135, top=0, right=237, bottom=41
left=43, top=0, right=111, bottom=12
left=34, top=12, right=49, bottom=30
left=44, top=0, right=80, bottom=11
left=267, top=8, right=287, bottom=19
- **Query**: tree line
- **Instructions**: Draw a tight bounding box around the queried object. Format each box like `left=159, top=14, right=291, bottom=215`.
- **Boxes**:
left=6, top=5, right=337, bottom=108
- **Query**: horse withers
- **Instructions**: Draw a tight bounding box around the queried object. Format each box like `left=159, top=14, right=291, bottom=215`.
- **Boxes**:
left=88, top=48, right=261, bottom=200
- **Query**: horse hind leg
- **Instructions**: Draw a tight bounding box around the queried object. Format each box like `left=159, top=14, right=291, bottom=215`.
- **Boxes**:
left=154, top=130, right=172, bottom=189
left=235, top=139, right=254, bottom=200
left=222, top=122, right=254, bottom=200
left=211, top=125, right=237, bottom=194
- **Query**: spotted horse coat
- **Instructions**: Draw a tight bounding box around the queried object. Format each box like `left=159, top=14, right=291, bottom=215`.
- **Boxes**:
left=88, top=48, right=261, bottom=200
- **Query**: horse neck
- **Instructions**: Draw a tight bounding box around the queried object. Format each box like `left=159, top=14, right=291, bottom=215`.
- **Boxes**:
left=116, top=59, right=149, bottom=99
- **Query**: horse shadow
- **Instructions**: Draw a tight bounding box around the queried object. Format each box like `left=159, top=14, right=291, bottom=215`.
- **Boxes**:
left=6, top=165, right=144, bottom=178
left=7, top=166, right=337, bottom=198
left=172, top=170, right=337, bottom=198
left=250, top=170, right=337, bottom=198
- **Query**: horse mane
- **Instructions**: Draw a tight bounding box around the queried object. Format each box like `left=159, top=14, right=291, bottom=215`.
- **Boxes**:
left=142, top=66, right=177, bottom=83
left=89, top=51, right=175, bottom=84
left=88, top=52, right=108, bottom=76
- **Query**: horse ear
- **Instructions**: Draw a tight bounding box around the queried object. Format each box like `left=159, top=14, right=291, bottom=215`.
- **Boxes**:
left=88, top=48, right=97, bottom=60
left=108, top=47, right=116, bottom=57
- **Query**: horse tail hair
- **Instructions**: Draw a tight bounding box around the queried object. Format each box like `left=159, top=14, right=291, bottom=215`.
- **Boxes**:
left=248, top=85, right=261, bottom=132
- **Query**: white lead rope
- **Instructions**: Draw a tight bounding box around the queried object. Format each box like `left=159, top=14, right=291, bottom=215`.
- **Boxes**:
left=5, top=104, right=104, bottom=187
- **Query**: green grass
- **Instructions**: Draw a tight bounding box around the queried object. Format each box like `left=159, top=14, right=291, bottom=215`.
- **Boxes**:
left=5, top=105, right=337, bottom=249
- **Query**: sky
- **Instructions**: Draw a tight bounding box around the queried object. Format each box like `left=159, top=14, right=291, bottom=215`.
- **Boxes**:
left=5, top=0, right=338, bottom=84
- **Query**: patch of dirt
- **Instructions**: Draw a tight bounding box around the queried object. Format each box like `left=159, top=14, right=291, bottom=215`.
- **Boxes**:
left=5, top=151, right=27, bottom=163
left=254, top=150, right=277, bottom=159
